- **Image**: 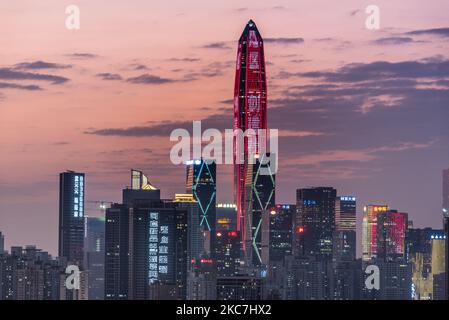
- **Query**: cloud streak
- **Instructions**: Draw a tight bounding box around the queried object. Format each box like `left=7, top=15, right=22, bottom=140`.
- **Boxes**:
left=265, top=37, right=304, bottom=44
left=0, top=68, right=69, bottom=84
left=14, top=61, right=71, bottom=70
left=126, top=74, right=175, bottom=85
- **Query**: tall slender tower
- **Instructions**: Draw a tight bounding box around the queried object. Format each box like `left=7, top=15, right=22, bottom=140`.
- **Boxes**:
left=59, top=170, right=85, bottom=267
left=233, top=20, right=268, bottom=264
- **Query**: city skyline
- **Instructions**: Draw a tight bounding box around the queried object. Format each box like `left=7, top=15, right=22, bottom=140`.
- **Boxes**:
left=1, top=0, right=449, bottom=259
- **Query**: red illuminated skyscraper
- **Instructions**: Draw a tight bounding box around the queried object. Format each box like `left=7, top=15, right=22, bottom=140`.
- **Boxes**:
left=377, top=210, right=408, bottom=261
left=233, top=20, right=269, bottom=264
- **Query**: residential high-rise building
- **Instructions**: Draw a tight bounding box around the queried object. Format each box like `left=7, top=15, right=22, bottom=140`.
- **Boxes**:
left=362, top=204, right=389, bottom=262
left=294, top=187, right=336, bottom=260
left=216, top=276, right=263, bottom=300
left=84, top=217, right=105, bottom=300
left=269, top=204, right=294, bottom=262
left=0, top=246, right=66, bottom=300
left=186, top=159, right=216, bottom=256
left=58, top=171, right=85, bottom=267
left=233, top=20, right=268, bottom=261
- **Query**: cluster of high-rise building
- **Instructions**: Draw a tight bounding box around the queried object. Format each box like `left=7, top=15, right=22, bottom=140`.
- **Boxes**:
left=0, top=20, right=448, bottom=300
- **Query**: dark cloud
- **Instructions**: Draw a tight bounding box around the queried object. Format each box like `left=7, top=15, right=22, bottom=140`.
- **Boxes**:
left=168, top=57, right=201, bottom=62
left=14, top=61, right=71, bottom=70
left=131, top=64, right=149, bottom=71
left=85, top=113, right=230, bottom=137
left=201, top=42, right=231, bottom=50
left=314, top=37, right=335, bottom=42
left=0, top=68, right=69, bottom=84
left=373, top=37, right=420, bottom=45
left=264, top=37, right=304, bottom=45
left=182, top=61, right=231, bottom=81
left=406, top=27, right=449, bottom=37
left=281, top=59, right=449, bottom=82
left=126, top=73, right=175, bottom=85
left=0, top=82, right=42, bottom=91
left=66, top=52, right=98, bottom=59
left=96, top=73, right=123, bottom=81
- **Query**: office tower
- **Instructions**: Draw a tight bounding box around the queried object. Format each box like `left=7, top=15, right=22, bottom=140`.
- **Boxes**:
left=233, top=20, right=268, bottom=258
left=123, top=169, right=160, bottom=206
left=215, top=230, right=241, bottom=277
left=58, top=171, right=85, bottom=267
left=186, top=159, right=216, bottom=256
left=104, top=204, right=129, bottom=300
left=294, top=187, right=337, bottom=260
left=267, top=204, right=294, bottom=300
left=333, top=196, right=356, bottom=262
left=431, top=234, right=446, bottom=300
left=290, top=187, right=336, bottom=300
left=216, top=204, right=237, bottom=231
left=246, top=153, right=275, bottom=267
left=84, top=217, right=105, bottom=300
left=216, top=276, right=263, bottom=300
left=377, top=210, right=408, bottom=262
left=174, top=194, right=203, bottom=264
left=269, top=204, right=294, bottom=262
left=331, top=196, right=358, bottom=300
left=128, top=200, right=188, bottom=300
left=362, top=204, right=389, bottom=262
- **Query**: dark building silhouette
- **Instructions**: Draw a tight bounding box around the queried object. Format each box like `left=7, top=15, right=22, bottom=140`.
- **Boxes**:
left=58, top=171, right=85, bottom=267
left=104, top=203, right=129, bottom=300
left=215, top=230, right=241, bottom=277
left=216, top=276, right=263, bottom=300
left=295, top=187, right=336, bottom=259
left=269, top=204, right=294, bottom=262
left=84, top=217, right=105, bottom=300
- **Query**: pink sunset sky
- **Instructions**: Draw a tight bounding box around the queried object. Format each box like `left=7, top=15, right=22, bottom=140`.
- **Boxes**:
left=1, top=0, right=449, bottom=255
